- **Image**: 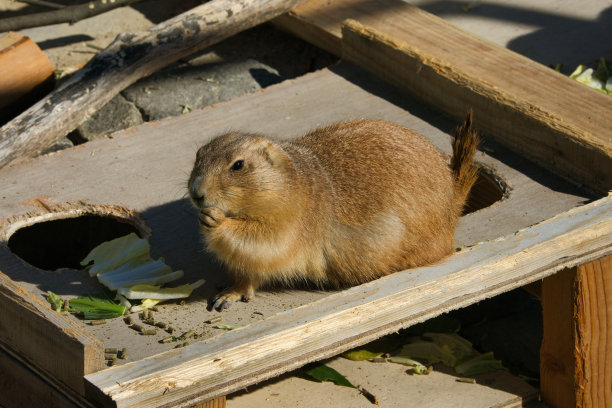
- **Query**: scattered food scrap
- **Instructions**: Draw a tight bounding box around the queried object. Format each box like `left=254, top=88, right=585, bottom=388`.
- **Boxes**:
left=570, top=58, right=611, bottom=95
left=81, top=233, right=204, bottom=313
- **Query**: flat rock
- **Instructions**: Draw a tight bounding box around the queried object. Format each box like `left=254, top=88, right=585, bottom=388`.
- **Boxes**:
left=77, top=94, right=143, bottom=141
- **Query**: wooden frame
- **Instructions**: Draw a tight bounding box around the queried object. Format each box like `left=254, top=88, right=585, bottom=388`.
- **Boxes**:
left=1, top=1, right=611, bottom=407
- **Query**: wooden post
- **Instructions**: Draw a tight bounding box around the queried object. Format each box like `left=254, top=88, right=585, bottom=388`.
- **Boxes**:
left=540, top=255, right=612, bottom=407
left=191, top=397, right=226, bottom=408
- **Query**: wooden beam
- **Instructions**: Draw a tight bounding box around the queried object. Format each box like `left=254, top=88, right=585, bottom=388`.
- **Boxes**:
left=274, top=0, right=612, bottom=194
left=0, top=267, right=105, bottom=395
left=85, top=195, right=612, bottom=408
left=540, top=255, right=612, bottom=408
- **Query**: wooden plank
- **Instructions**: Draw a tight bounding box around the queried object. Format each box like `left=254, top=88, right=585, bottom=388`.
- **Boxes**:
left=0, top=268, right=105, bottom=395
left=273, top=0, right=612, bottom=194
left=85, top=195, right=612, bottom=407
left=0, top=345, right=95, bottom=408
left=540, top=255, right=612, bottom=408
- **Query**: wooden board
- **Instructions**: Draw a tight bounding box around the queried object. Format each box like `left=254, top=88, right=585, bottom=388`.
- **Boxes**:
left=0, top=62, right=603, bottom=407
left=0, top=264, right=105, bottom=395
left=273, top=0, right=612, bottom=194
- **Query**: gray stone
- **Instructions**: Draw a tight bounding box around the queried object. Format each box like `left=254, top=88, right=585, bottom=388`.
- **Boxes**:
left=123, top=58, right=283, bottom=121
left=77, top=94, right=143, bottom=141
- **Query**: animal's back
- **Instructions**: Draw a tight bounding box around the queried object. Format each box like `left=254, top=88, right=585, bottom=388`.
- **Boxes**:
left=288, top=120, right=460, bottom=285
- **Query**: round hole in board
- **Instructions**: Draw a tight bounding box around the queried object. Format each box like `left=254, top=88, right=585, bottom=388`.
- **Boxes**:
left=462, top=169, right=507, bottom=215
left=7, top=214, right=144, bottom=271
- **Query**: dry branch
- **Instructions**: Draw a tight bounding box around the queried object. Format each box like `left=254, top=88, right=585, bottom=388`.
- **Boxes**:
left=0, top=0, right=147, bottom=32
left=0, top=0, right=307, bottom=168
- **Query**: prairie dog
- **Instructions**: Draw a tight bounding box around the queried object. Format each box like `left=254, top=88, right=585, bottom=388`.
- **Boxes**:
left=188, top=112, right=478, bottom=310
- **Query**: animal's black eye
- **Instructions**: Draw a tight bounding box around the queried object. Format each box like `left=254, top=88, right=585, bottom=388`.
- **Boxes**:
left=231, top=160, right=244, bottom=172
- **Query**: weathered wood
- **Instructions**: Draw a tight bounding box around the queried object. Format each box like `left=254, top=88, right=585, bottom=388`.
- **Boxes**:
left=0, top=269, right=105, bottom=395
left=0, top=32, right=54, bottom=122
left=0, top=345, right=95, bottom=408
left=274, top=0, right=612, bottom=194
left=85, top=195, right=612, bottom=407
left=540, top=255, right=612, bottom=408
left=0, top=0, right=308, bottom=168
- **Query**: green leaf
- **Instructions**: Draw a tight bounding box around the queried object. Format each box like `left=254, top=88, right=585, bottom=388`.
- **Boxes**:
left=69, top=294, right=126, bottom=319
left=303, top=364, right=356, bottom=388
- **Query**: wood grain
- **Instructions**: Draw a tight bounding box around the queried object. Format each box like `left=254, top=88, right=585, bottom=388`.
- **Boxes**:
left=274, top=0, right=612, bottom=193
left=190, top=397, right=226, bottom=408
left=541, top=255, right=612, bottom=408
left=0, top=345, right=96, bottom=408
left=85, top=195, right=612, bottom=408
left=0, top=268, right=105, bottom=394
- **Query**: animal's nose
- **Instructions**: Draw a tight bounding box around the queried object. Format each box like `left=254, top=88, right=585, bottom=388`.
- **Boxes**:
left=189, top=179, right=206, bottom=207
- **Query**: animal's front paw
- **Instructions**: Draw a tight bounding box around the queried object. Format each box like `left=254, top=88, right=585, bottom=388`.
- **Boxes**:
left=210, top=287, right=254, bottom=311
left=198, top=207, right=226, bottom=229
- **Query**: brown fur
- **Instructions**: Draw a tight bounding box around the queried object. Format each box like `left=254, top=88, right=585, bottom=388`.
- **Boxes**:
left=188, top=112, right=479, bottom=309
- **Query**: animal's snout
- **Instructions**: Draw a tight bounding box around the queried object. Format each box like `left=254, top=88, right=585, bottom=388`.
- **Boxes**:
left=188, top=177, right=206, bottom=208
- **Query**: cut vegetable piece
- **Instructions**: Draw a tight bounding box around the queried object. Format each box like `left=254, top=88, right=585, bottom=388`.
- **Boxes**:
left=100, top=269, right=183, bottom=291
left=387, top=356, right=431, bottom=375
left=129, top=298, right=161, bottom=312
left=117, top=279, right=205, bottom=300
left=46, top=291, right=64, bottom=312
left=82, top=233, right=146, bottom=268
left=88, top=239, right=150, bottom=277
left=95, top=258, right=152, bottom=278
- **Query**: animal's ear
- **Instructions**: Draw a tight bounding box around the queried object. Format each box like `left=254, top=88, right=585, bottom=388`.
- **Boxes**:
left=263, top=142, right=285, bottom=166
